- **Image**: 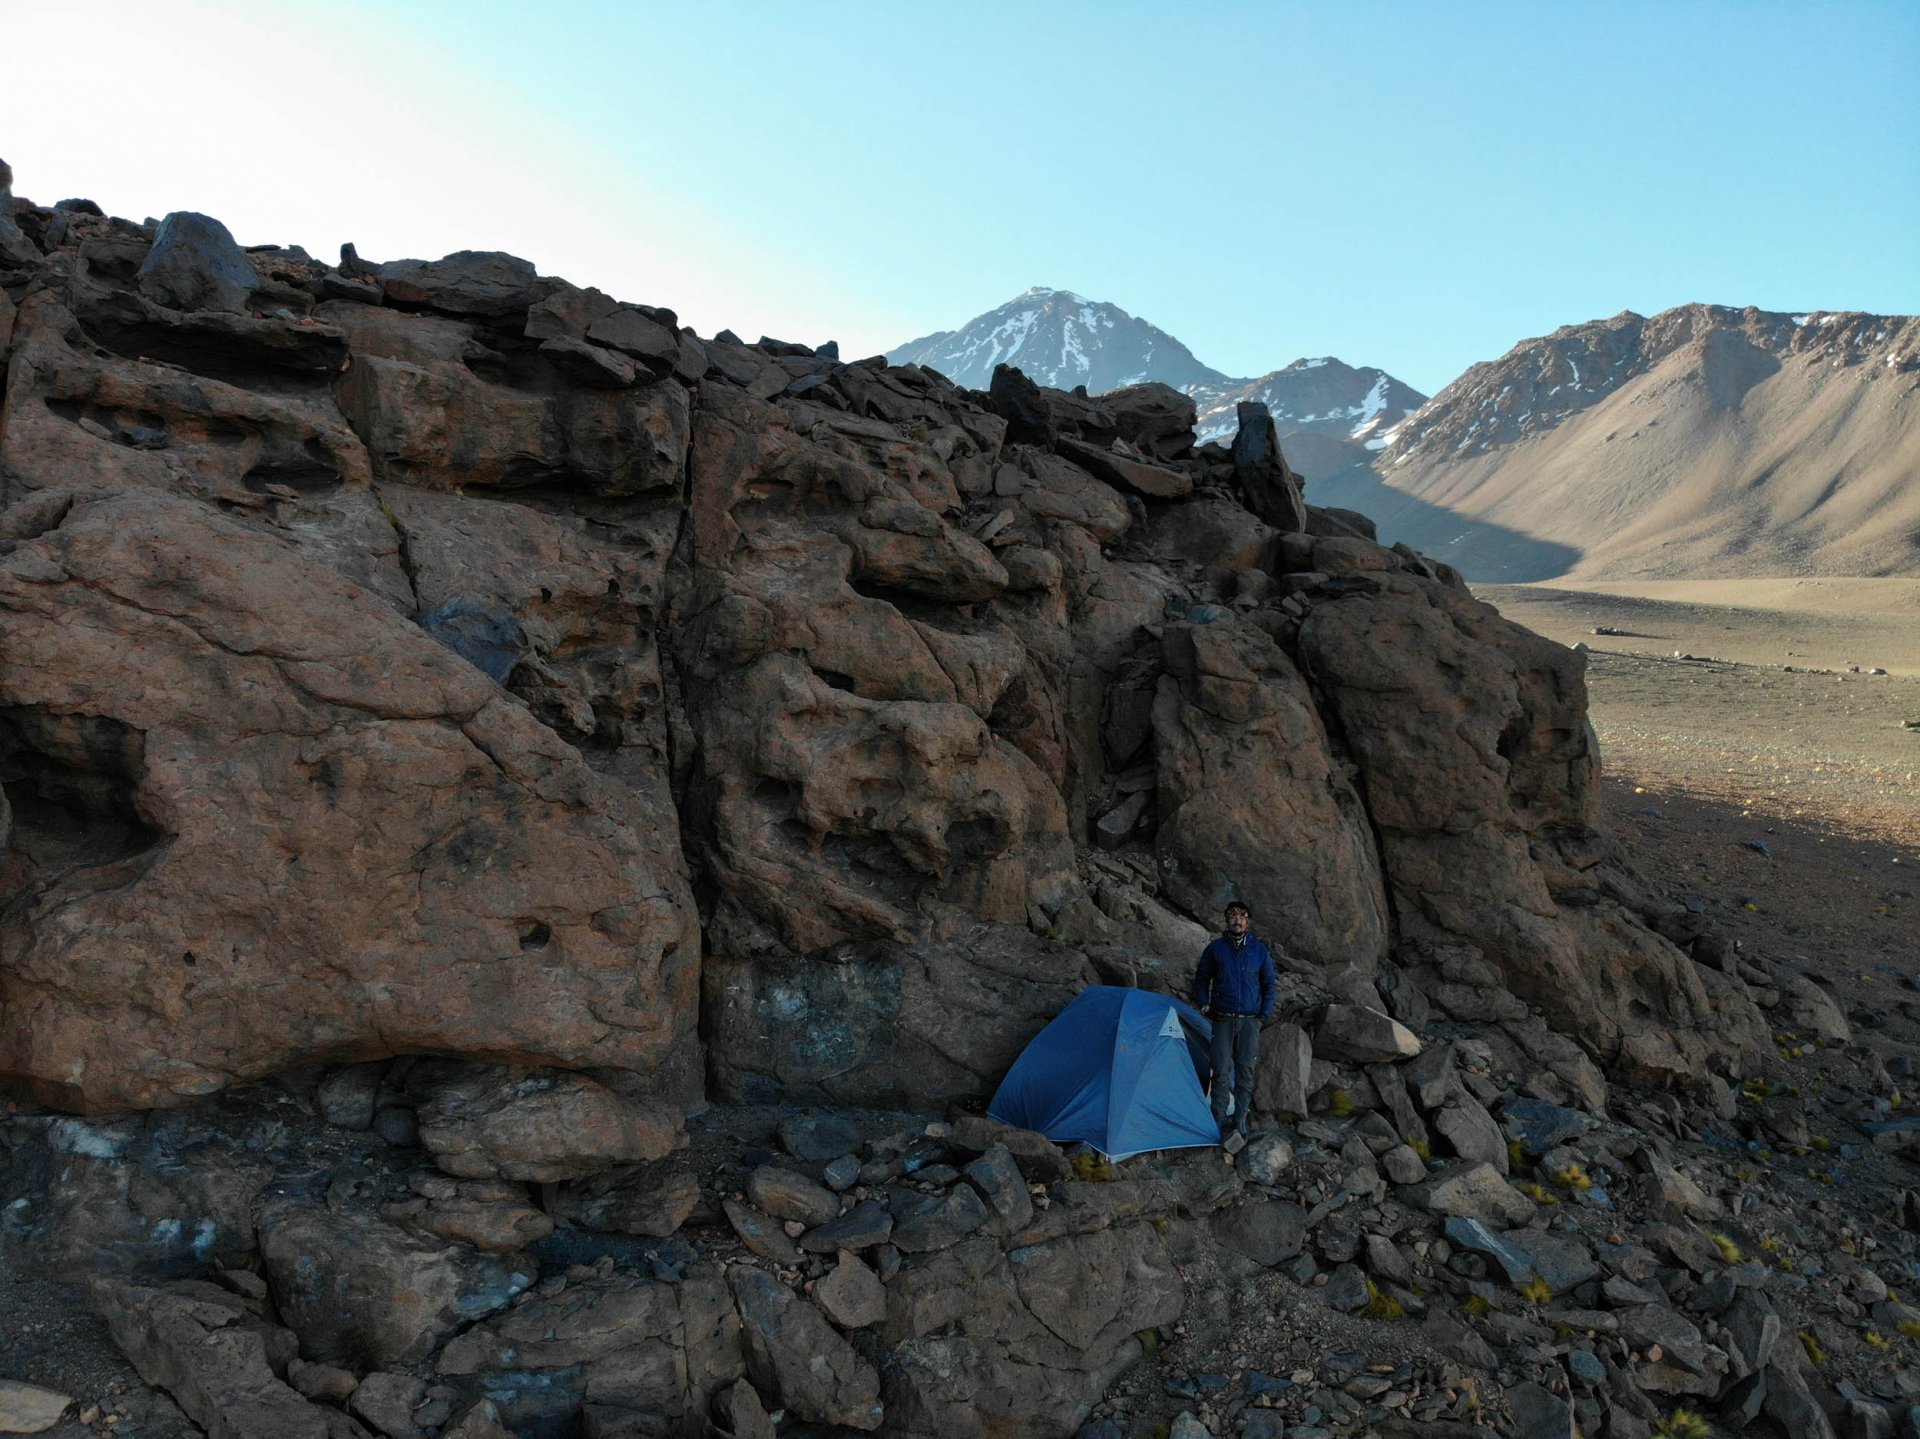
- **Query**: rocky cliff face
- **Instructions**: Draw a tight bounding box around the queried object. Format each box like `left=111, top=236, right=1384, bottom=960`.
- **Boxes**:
left=0, top=188, right=1766, bottom=1118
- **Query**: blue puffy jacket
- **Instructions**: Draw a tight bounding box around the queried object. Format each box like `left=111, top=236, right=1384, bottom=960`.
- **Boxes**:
left=1193, top=933, right=1277, bottom=1021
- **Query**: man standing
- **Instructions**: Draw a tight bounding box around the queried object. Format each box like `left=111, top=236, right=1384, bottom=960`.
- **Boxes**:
left=1193, top=901, right=1277, bottom=1152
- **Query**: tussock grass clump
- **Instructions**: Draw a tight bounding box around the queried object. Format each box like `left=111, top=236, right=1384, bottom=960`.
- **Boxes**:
left=1461, top=1293, right=1493, bottom=1317
left=1519, top=1275, right=1553, bottom=1305
left=1552, top=1163, right=1592, bottom=1191
left=1361, top=1277, right=1405, bottom=1321
left=1654, top=1410, right=1712, bottom=1439
left=1799, top=1330, right=1827, bottom=1366
left=1070, top=1152, right=1117, bottom=1183
left=1707, top=1232, right=1742, bottom=1264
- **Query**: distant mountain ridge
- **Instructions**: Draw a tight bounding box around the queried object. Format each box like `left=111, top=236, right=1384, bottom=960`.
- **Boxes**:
left=886, top=288, right=1427, bottom=480
left=887, top=286, right=1229, bottom=395
left=1319, top=304, right=1920, bottom=580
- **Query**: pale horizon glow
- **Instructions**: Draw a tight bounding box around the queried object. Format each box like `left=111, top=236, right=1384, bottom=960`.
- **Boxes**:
left=6, top=0, right=1917, bottom=395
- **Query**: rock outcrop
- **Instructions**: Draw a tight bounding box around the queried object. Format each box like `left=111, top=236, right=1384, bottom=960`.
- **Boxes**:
left=0, top=177, right=1764, bottom=1114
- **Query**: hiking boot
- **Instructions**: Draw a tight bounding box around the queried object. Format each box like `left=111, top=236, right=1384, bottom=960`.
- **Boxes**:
left=1222, top=1129, right=1246, bottom=1155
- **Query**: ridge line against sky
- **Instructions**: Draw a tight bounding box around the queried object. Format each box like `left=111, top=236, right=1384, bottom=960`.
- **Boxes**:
left=5, top=0, right=1917, bottom=395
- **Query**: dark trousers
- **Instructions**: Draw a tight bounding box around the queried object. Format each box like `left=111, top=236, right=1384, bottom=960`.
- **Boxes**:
left=1209, top=1013, right=1260, bottom=1131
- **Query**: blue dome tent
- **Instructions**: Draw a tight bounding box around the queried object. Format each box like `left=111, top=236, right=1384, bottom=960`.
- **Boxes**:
left=988, top=985, right=1221, bottom=1161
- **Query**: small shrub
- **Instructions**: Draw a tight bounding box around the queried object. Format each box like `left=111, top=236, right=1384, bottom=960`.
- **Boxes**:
left=1507, top=1139, right=1530, bottom=1172
left=1895, top=1319, right=1920, bottom=1340
left=1407, top=1136, right=1432, bottom=1163
left=1327, top=1088, right=1357, bottom=1119
left=1520, top=1275, right=1553, bottom=1305
left=1865, top=1331, right=1889, bottom=1349
left=1742, top=1077, right=1775, bottom=1100
left=1135, top=1327, right=1161, bottom=1354
left=1799, top=1330, right=1826, bottom=1366
left=1707, top=1232, right=1742, bottom=1264
left=1521, top=1181, right=1559, bottom=1206
left=1461, top=1293, right=1492, bottom=1317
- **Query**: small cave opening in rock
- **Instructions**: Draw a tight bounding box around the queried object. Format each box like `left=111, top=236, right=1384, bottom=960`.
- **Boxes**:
left=242, top=438, right=344, bottom=496
left=0, top=708, right=167, bottom=885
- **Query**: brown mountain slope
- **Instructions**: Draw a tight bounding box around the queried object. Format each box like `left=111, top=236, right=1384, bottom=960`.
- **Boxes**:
left=1317, top=305, right=1920, bottom=581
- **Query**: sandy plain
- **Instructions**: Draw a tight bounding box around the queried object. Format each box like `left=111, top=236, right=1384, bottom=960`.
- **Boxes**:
left=1477, top=577, right=1918, bottom=990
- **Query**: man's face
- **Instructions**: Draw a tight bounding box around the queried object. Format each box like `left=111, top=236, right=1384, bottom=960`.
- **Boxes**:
left=1225, top=908, right=1250, bottom=937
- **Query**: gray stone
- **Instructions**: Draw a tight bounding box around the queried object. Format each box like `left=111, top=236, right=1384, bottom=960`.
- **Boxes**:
left=86, top=1278, right=342, bottom=1439
left=1368, top=1062, right=1429, bottom=1146
left=800, top=1198, right=893, bottom=1254
left=349, top=1373, right=427, bottom=1439
left=586, top=306, right=682, bottom=363
left=1763, top=1352, right=1838, bottom=1439
left=1381, top=1145, right=1427, bottom=1185
left=1863, top=1117, right=1920, bottom=1154
left=1501, top=1096, right=1593, bottom=1154
left=718, top=1382, right=776, bottom=1439
left=1421, top=1315, right=1496, bottom=1370
left=1620, top=1305, right=1729, bottom=1396
left=890, top=1184, right=988, bottom=1253
left=1505, top=1381, right=1575, bottom=1439
left=963, top=1145, right=1034, bottom=1235
left=316, top=1063, right=385, bottom=1130
left=378, top=251, right=536, bottom=317
left=538, top=336, right=636, bottom=388
left=1434, top=1093, right=1508, bottom=1173
left=1364, top=1234, right=1411, bottom=1285
left=822, top=1154, right=862, bottom=1191
left=942, top=1116, right=1070, bottom=1182
left=813, top=1254, right=886, bottom=1330
left=1408, top=1163, right=1535, bottom=1229
left=747, top=1166, right=839, bottom=1227
left=1235, top=1133, right=1294, bottom=1185
left=1323, top=1261, right=1370, bottom=1312
left=0, top=1381, right=73, bottom=1434
left=1443, top=1217, right=1594, bottom=1293
left=724, top=1199, right=803, bottom=1265
left=1314, top=1005, right=1420, bottom=1063
left=729, top=1266, right=883, bottom=1431
left=1402, top=1043, right=1458, bottom=1111
left=1565, top=1350, right=1605, bottom=1386
left=256, top=1201, right=528, bottom=1369
left=1723, top=1293, right=1781, bottom=1376
left=136, top=212, right=258, bottom=314
left=1252, top=1023, right=1314, bottom=1117
left=1210, top=1200, right=1307, bottom=1267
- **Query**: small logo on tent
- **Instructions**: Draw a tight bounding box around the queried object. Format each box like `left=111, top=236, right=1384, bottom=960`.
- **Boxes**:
left=1158, top=1007, right=1183, bottom=1039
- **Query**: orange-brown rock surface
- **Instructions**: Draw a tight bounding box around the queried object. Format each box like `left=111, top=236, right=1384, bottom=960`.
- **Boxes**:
left=0, top=186, right=1768, bottom=1116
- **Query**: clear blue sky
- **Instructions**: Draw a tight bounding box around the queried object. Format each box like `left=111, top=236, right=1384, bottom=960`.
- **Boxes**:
left=8, top=1, right=1917, bottom=394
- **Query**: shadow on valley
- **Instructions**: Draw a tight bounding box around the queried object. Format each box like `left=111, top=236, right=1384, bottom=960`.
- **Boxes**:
left=1312, top=462, right=1582, bottom=582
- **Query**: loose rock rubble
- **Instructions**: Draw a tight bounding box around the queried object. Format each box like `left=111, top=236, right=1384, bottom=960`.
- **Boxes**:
left=2, top=168, right=1916, bottom=1438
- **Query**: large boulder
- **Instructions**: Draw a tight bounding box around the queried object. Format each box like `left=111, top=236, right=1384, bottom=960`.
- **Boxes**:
left=417, top=1068, right=681, bottom=1182
left=256, top=1202, right=531, bottom=1369
left=1153, top=619, right=1389, bottom=968
left=1297, top=576, right=1767, bottom=1076
left=135, top=212, right=257, bottom=315
left=0, top=491, right=700, bottom=1111
left=89, top=1277, right=369, bottom=1439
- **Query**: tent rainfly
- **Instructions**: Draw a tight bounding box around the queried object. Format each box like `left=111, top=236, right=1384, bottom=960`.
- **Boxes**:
left=987, top=985, right=1220, bottom=1161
